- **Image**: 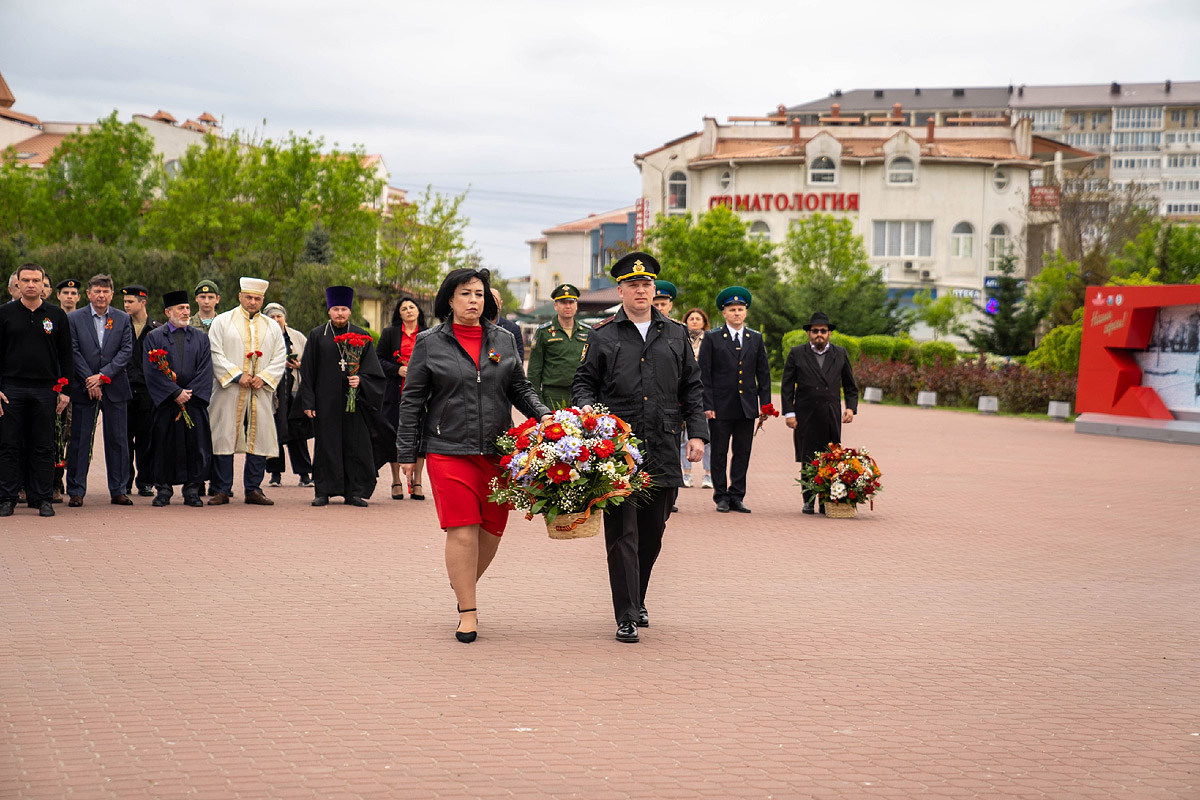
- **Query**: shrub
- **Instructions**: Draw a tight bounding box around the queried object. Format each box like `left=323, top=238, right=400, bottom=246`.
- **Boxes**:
left=916, top=357, right=993, bottom=407
left=830, top=331, right=860, bottom=363
left=781, top=328, right=806, bottom=354
left=1026, top=321, right=1083, bottom=373
left=992, top=363, right=1078, bottom=413
left=858, top=334, right=895, bottom=361
left=919, top=340, right=958, bottom=367
left=854, top=356, right=917, bottom=404
left=891, top=335, right=921, bottom=365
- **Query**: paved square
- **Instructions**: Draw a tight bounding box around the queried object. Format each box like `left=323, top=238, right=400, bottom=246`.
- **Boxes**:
left=2, top=404, right=1197, bottom=798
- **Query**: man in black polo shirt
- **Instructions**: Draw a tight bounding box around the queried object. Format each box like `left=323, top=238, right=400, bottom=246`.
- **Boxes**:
left=0, top=263, right=74, bottom=517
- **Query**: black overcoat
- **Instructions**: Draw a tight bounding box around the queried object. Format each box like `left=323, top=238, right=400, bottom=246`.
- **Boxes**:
left=141, top=324, right=213, bottom=487
left=698, top=324, right=772, bottom=419
left=780, top=343, right=859, bottom=463
left=572, top=307, right=708, bottom=489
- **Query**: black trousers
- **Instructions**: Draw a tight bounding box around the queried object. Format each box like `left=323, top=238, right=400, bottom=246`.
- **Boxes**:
left=709, top=417, right=755, bottom=504
left=0, top=384, right=57, bottom=504
left=602, top=486, right=674, bottom=624
left=266, top=439, right=312, bottom=476
left=126, top=389, right=155, bottom=492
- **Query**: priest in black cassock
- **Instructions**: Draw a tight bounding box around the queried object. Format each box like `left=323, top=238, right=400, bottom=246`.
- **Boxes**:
left=298, top=286, right=391, bottom=507
left=142, top=290, right=214, bottom=507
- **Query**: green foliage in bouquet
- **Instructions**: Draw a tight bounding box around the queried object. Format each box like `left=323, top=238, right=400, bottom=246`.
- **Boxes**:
left=798, top=443, right=883, bottom=508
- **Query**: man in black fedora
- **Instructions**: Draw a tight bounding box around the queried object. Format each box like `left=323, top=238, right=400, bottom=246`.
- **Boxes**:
left=781, top=311, right=859, bottom=515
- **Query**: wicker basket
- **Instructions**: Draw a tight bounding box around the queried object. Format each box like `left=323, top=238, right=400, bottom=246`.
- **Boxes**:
left=824, top=502, right=857, bottom=519
left=546, top=510, right=602, bottom=539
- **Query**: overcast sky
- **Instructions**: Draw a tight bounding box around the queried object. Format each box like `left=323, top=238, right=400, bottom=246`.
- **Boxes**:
left=3, top=0, right=1199, bottom=277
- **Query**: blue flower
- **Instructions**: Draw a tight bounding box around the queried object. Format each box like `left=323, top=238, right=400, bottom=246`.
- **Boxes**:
left=555, top=436, right=583, bottom=462
left=626, top=442, right=643, bottom=465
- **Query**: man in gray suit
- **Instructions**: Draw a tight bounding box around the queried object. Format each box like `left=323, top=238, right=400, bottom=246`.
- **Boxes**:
left=65, top=274, right=135, bottom=506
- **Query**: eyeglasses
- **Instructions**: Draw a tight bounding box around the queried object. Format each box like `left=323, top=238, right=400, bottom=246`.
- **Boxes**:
left=809, top=328, right=829, bottom=334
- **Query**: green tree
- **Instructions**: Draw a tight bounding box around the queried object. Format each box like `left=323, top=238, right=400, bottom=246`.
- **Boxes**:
left=32, top=112, right=160, bottom=245
left=373, top=185, right=475, bottom=301
left=966, top=255, right=1038, bottom=355
left=0, top=149, right=39, bottom=244
left=1109, top=219, right=1200, bottom=284
left=776, top=213, right=908, bottom=337
left=912, top=290, right=971, bottom=340
left=643, top=204, right=777, bottom=315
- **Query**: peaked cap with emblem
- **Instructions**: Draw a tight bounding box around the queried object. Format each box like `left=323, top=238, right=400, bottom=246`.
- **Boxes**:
left=654, top=280, right=677, bottom=301
left=120, top=284, right=150, bottom=299
left=194, top=278, right=220, bottom=296
left=716, top=285, right=751, bottom=309
left=609, top=251, right=660, bottom=283
left=550, top=283, right=580, bottom=301
left=56, top=278, right=81, bottom=291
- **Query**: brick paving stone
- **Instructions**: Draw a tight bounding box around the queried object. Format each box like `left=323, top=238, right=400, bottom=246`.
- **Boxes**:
left=2, top=405, right=1198, bottom=798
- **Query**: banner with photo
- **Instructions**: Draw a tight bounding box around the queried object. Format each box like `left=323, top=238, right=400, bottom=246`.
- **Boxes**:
left=1134, top=304, right=1200, bottom=413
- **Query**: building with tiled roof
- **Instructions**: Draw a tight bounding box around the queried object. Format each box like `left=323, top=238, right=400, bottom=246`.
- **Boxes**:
left=525, top=206, right=636, bottom=307
left=636, top=112, right=1057, bottom=323
left=788, top=81, right=1200, bottom=220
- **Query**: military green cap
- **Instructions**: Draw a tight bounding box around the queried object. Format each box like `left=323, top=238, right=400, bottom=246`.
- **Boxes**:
left=551, top=283, right=580, bottom=301
left=716, top=285, right=751, bottom=309
left=653, top=280, right=677, bottom=301
left=194, top=278, right=220, bottom=296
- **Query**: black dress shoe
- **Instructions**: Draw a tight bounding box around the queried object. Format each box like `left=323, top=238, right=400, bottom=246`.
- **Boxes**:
left=137, top=484, right=155, bottom=497
left=0, top=501, right=15, bottom=517
left=311, top=495, right=330, bottom=507
left=729, top=499, right=751, bottom=513
left=152, top=494, right=171, bottom=507
left=183, top=495, right=204, bottom=508
left=637, top=606, right=649, bottom=628
left=344, top=496, right=368, bottom=507
left=715, top=498, right=730, bottom=513
left=38, top=501, right=54, bottom=517
left=802, top=500, right=815, bottom=515
left=616, top=621, right=639, bottom=643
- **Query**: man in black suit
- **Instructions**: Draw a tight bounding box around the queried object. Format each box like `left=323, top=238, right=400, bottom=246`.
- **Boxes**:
left=698, top=286, right=772, bottom=514
left=781, top=311, right=859, bottom=515
left=121, top=284, right=160, bottom=497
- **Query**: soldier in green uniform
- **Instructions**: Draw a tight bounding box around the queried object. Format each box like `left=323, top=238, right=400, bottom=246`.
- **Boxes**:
left=526, top=283, right=590, bottom=409
left=190, top=278, right=221, bottom=334
left=652, top=279, right=677, bottom=318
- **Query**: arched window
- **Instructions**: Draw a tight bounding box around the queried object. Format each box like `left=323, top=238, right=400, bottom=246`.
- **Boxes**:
left=988, top=223, right=1012, bottom=270
left=551, top=272, right=561, bottom=287
left=951, top=222, right=974, bottom=258
left=667, top=171, right=688, bottom=210
left=809, top=156, right=836, bottom=183
left=164, top=159, right=182, bottom=180
left=749, top=221, right=770, bottom=239
left=887, top=156, right=915, bottom=184
left=533, top=280, right=541, bottom=300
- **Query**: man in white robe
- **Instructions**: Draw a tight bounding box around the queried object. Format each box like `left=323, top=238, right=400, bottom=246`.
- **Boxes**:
left=207, top=277, right=286, bottom=505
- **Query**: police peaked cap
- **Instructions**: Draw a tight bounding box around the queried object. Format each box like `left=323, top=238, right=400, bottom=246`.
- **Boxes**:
left=56, top=278, right=81, bottom=291
left=551, top=283, right=580, bottom=301
left=121, top=284, right=150, bottom=299
left=609, top=251, right=659, bottom=283
left=654, top=280, right=677, bottom=301
left=716, top=286, right=751, bottom=309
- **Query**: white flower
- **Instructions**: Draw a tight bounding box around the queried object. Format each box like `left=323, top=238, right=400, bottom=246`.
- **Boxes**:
left=830, top=481, right=847, bottom=500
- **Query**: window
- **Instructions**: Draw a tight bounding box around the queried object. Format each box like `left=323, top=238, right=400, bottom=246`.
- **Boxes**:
left=887, top=156, right=915, bottom=184
left=749, top=221, right=770, bottom=239
left=1092, top=112, right=1109, bottom=128
left=1166, top=202, right=1200, bottom=214
left=993, top=169, right=1010, bottom=192
left=533, top=280, right=541, bottom=300
left=538, top=244, right=547, bottom=261
left=1063, top=132, right=1111, bottom=149
left=1114, top=107, right=1163, bottom=130
left=1070, top=113, right=1085, bottom=126
left=872, top=220, right=933, bottom=258
left=1113, top=131, right=1162, bottom=152
left=1167, top=131, right=1200, bottom=145
left=1017, top=109, right=1061, bottom=132
left=951, top=222, right=974, bottom=258
left=809, top=156, right=836, bottom=183
left=988, top=224, right=1012, bottom=270
left=164, top=159, right=182, bottom=179
left=667, top=171, right=688, bottom=210
left=719, top=170, right=732, bottom=191
left=1167, top=154, right=1200, bottom=169
left=551, top=273, right=561, bottom=287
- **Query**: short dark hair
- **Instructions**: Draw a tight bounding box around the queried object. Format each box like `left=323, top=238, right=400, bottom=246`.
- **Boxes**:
left=433, top=268, right=497, bottom=322
left=17, top=262, right=46, bottom=281
left=683, top=307, right=710, bottom=328
left=391, top=295, right=427, bottom=329
left=87, top=273, right=114, bottom=290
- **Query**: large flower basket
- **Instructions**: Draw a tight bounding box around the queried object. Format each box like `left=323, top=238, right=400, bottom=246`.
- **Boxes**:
left=824, top=502, right=857, bottom=519
left=546, top=510, right=604, bottom=539
left=489, top=406, right=650, bottom=540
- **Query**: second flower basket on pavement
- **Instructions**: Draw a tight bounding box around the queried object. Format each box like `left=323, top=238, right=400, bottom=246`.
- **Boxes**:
left=488, top=406, right=651, bottom=539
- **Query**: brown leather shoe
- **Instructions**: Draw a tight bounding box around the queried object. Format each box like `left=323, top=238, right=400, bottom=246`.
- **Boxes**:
left=207, top=493, right=230, bottom=505
left=111, top=494, right=133, bottom=506
left=244, top=489, right=274, bottom=506
left=68, top=496, right=83, bottom=507
left=52, top=489, right=63, bottom=504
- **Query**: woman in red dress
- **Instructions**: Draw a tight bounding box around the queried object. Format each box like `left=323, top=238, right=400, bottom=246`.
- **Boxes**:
left=377, top=297, right=426, bottom=500
left=396, top=269, right=551, bottom=642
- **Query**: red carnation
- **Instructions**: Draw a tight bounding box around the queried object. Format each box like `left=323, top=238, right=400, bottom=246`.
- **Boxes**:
left=99, top=375, right=111, bottom=385
left=576, top=446, right=590, bottom=462
left=543, top=422, right=566, bottom=441
left=393, top=350, right=401, bottom=360
left=514, top=434, right=531, bottom=450
left=507, top=426, right=520, bottom=437
left=499, top=454, right=513, bottom=468
left=518, top=418, right=538, bottom=433
left=581, top=415, right=598, bottom=431
left=547, top=462, right=573, bottom=484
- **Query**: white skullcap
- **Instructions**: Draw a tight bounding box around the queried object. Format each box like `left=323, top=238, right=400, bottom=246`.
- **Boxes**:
left=240, top=277, right=269, bottom=296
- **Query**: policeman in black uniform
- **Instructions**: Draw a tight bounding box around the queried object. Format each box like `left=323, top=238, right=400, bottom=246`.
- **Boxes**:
left=572, top=251, right=708, bottom=643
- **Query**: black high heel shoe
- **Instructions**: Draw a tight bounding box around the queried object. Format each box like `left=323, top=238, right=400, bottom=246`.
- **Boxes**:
left=456, top=606, right=477, bottom=643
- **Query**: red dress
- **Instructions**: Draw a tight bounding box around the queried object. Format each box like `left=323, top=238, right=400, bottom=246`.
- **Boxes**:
left=426, top=324, right=509, bottom=535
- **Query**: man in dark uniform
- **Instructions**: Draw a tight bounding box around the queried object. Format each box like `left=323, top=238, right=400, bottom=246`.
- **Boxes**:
left=142, top=290, right=213, bottom=507
left=189, top=278, right=219, bottom=494
left=573, top=251, right=708, bottom=643
left=781, top=311, right=859, bottom=515
left=56, top=278, right=82, bottom=313
left=698, top=286, right=772, bottom=514
left=122, top=284, right=160, bottom=496
left=0, top=263, right=74, bottom=517
left=526, top=283, right=590, bottom=408
left=652, top=280, right=677, bottom=318
left=52, top=278, right=82, bottom=500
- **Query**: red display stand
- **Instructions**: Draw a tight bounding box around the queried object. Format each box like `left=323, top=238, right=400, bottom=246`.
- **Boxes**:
left=1076, top=285, right=1200, bottom=418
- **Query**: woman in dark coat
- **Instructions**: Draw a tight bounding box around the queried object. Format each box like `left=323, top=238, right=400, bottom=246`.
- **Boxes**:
left=377, top=297, right=426, bottom=500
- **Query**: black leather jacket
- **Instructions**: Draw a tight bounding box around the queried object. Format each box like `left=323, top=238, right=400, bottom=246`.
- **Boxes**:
left=395, top=319, right=549, bottom=462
